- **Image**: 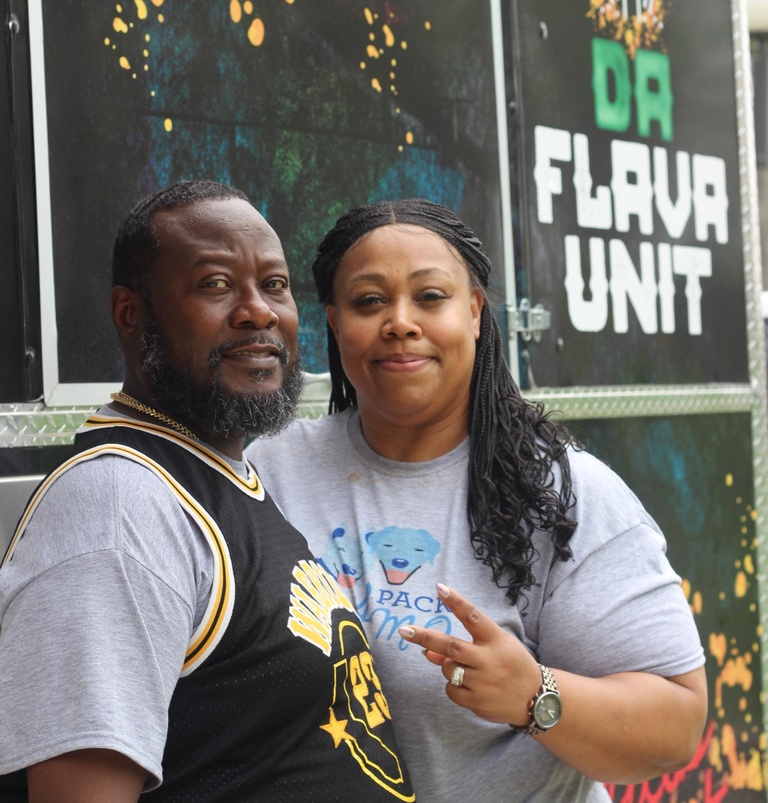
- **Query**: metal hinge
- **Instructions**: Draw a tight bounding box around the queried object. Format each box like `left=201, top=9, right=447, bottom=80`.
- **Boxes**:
left=507, top=298, right=551, bottom=342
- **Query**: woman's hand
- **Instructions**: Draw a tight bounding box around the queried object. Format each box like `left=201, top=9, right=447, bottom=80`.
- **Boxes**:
left=398, top=582, right=542, bottom=727
left=398, top=582, right=708, bottom=784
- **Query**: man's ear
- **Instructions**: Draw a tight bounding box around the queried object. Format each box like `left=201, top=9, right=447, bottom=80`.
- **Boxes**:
left=111, top=286, right=144, bottom=339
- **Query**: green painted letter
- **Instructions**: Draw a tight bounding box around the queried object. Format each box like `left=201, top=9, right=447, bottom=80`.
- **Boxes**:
left=635, top=49, right=673, bottom=141
left=592, top=38, right=631, bottom=133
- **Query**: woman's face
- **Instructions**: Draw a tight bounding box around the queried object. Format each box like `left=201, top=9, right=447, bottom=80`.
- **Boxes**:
left=327, top=224, right=483, bottom=432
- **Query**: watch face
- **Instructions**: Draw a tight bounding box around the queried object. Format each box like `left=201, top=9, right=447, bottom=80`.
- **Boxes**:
left=533, top=692, right=562, bottom=728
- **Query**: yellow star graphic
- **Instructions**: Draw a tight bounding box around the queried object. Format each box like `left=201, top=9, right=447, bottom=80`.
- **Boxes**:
left=320, top=708, right=355, bottom=748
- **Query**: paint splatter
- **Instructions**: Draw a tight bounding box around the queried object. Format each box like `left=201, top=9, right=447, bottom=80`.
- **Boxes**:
left=586, top=0, right=670, bottom=59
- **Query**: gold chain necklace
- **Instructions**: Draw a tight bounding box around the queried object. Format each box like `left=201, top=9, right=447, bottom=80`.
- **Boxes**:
left=110, top=391, right=198, bottom=440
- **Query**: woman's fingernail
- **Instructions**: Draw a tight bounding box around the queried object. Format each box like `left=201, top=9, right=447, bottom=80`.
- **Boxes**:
left=398, top=626, right=416, bottom=639
left=436, top=583, right=451, bottom=598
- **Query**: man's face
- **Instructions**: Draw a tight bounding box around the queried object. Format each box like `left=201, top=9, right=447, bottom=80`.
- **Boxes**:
left=139, top=197, right=302, bottom=439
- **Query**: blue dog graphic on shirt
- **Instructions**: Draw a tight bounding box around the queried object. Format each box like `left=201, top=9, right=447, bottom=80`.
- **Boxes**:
left=318, top=527, right=364, bottom=588
left=365, top=526, right=441, bottom=585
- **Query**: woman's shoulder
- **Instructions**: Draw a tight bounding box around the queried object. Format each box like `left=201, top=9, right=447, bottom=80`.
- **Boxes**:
left=564, top=446, right=662, bottom=543
left=246, top=409, right=354, bottom=462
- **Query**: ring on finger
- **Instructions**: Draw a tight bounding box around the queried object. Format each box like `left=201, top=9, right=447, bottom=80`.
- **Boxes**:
left=450, top=665, right=466, bottom=688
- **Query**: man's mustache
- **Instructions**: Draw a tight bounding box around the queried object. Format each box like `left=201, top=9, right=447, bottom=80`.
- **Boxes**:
left=210, top=336, right=290, bottom=368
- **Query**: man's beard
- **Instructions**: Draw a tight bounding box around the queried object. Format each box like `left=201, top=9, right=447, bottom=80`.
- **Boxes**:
left=140, top=318, right=304, bottom=440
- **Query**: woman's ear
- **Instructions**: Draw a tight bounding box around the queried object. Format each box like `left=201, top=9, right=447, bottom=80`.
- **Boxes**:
left=326, top=304, right=339, bottom=340
left=471, top=289, right=484, bottom=340
left=111, top=286, right=144, bottom=340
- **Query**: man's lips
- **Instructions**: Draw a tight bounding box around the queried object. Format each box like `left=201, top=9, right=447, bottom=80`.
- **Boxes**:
left=213, top=336, right=289, bottom=368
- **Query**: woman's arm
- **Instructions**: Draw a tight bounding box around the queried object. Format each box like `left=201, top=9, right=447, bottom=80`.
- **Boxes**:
left=398, top=583, right=708, bottom=784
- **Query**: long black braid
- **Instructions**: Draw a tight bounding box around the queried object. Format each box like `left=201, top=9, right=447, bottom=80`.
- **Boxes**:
left=312, top=198, right=577, bottom=606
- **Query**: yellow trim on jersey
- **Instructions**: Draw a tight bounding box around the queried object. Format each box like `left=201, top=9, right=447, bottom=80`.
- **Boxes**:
left=81, top=415, right=264, bottom=499
left=2, top=443, right=235, bottom=675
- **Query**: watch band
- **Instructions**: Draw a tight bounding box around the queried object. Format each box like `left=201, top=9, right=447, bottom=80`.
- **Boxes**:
left=509, top=663, right=561, bottom=735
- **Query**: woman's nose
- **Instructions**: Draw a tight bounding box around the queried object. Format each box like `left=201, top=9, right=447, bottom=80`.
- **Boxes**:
left=381, top=300, right=421, bottom=339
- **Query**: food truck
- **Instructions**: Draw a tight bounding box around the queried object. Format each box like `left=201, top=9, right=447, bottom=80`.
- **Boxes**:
left=1, top=1, right=766, bottom=798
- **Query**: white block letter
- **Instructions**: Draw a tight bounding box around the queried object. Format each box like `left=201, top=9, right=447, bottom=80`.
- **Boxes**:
left=609, top=239, right=658, bottom=334
left=611, top=140, right=654, bottom=235
left=573, top=133, right=613, bottom=229
left=564, top=235, right=609, bottom=332
left=692, top=154, right=729, bottom=244
left=673, top=245, right=712, bottom=335
left=534, top=126, right=572, bottom=224
left=654, top=147, right=692, bottom=239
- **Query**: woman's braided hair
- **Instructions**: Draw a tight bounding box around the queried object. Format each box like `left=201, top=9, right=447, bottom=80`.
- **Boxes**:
left=312, top=198, right=577, bottom=605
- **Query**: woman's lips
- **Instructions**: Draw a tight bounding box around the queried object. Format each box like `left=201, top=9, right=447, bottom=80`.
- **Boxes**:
left=373, top=354, right=434, bottom=372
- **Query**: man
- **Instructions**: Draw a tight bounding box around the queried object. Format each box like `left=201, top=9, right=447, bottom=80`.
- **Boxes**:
left=0, top=180, right=414, bottom=802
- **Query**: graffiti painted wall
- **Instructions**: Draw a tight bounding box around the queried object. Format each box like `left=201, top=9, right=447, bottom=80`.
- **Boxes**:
left=513, top=0, right=747, bottom=387
left=571, top=414, right=765, bottom=801
left=36, top=0, right=504, bottom=383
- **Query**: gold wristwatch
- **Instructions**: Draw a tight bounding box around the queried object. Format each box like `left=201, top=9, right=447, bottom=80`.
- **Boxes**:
left=509, top=664, right=562, bottom=735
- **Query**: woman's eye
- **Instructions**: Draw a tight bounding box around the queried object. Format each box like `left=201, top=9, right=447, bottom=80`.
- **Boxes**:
left=419, top=289, right=449, bottom=302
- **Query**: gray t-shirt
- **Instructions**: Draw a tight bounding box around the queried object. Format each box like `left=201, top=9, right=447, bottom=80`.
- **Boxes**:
left=0, top=409, right=234, bottom=788
left=247, top=408, right=705, bottom=802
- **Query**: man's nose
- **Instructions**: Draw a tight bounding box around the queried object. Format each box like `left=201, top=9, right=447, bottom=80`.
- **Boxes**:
left=230, top=288, right=279, bottom=329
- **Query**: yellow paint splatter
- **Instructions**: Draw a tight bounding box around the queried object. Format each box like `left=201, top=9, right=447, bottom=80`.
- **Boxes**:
left=401, top=40, right=408, bottom=50
left=710, top=632, right=727, bottom=666
left=726, top=473, right=734, bottom=486
left=151, top=0, right=164, bottom=6
left=366, top=45, right=379, bottom=59
left=715, top=655, right=753, bottom=709
left=104, top=37, right=111, bottom=46
left=114, top=17, right=129, bottom=33
left=158, top=14, right=164, bottom=22
left=244, top=1, right=254, bottom=12
left=364, top=8, right=373, bottom=25
left=692, top=590, right=702, bottom=614
left=425, top=20, right=431, bottom=30
left=230, top=0, right=242, bottom=24
left=405, top=131, right=414, bottom=144
left=735, top=571, right=748, bottom=597
left=119, top=55, right=131, bottom=70
left=248, top=18, right=265, bottom=46
left=360, top=61, right=366, bottom=69
left=751, top=509, right=758, bottom=521
left=163, top=118, right=173, bottom=131
left=371, top=78, right=382, bottom=92
left=285, top=0, right=295, bottom=4
left=134, top=0, right=148, bottom=20
left=745, top=554, right=755, bottom=574
left=382, top=23, right=394, bottom=47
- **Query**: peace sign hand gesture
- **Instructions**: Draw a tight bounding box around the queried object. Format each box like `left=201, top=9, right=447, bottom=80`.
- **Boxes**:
left=398, top=583, right=542, bottom=728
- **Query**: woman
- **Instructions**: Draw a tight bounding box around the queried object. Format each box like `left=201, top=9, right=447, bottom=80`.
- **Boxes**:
left=246, top=199, right=707, bottom=802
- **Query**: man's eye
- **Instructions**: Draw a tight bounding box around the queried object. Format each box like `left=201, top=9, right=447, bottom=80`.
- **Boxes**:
left=354, top=294, right=384, bottom=307
left=202, top=278, right=228, bottom=289
left=264, top=277, right=288, bottom=290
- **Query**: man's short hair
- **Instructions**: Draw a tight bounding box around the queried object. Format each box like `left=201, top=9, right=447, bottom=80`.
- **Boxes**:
left=112, top=179, right=249, bottom=291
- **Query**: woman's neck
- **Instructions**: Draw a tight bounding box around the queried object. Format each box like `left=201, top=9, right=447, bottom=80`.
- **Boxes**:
left=356, top=406, right=469, bottom=462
